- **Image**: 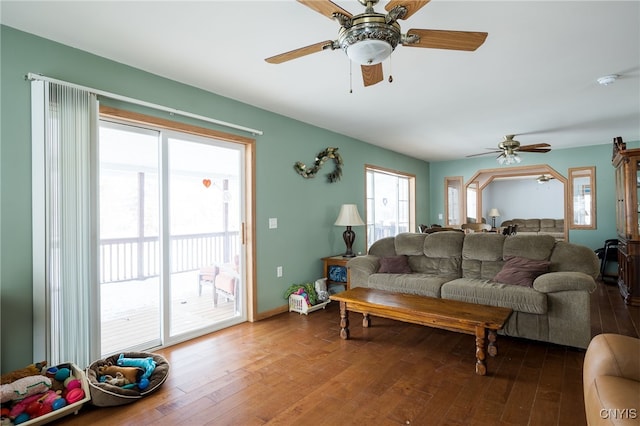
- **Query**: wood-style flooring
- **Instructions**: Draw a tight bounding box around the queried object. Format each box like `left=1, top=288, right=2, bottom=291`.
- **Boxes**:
left=56, top=280, right=639, bottom=426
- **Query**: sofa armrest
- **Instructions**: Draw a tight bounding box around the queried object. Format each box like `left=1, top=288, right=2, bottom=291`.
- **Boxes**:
left=347, top=255, right=380, bottom=288
left=584, top=334, right=640, bottom=386
left=583, top=334, right=640, bottom=426
left=533, top=271, right=597, bottom=293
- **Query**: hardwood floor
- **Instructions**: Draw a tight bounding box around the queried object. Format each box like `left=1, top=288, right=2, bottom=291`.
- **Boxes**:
left=57, top=280, right=638, bottom=426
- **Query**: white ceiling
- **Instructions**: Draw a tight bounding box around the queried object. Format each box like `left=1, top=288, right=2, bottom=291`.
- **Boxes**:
left=2, top=0, right=639, bottom=161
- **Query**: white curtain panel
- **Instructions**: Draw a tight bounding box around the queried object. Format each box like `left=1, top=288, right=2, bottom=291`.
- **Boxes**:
left=31, top=80, right=99, bottom=368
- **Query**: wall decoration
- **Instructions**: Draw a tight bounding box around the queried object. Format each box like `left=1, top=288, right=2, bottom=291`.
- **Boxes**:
left=294, top=147, right=343, bottom=183
left=202, top=179, right=211, bottom=188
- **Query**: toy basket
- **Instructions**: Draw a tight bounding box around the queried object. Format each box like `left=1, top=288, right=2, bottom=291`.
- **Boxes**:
left=288, top=294, right=330, bottom=315
left=19, top=363, right=90, bottom=426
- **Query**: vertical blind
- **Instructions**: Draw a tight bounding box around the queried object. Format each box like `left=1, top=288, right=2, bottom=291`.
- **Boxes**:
left=31, top=80, right=99, bottom=368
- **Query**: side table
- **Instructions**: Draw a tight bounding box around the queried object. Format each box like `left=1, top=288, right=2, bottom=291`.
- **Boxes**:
left=322, top=256, right=351, bottom=291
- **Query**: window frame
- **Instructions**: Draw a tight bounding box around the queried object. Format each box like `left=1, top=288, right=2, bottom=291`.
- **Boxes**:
left=568, top=166, right=596, bottom=229
left=365, top=165, right=416, bottom=249
left=445, top=176, right=464, bottom=227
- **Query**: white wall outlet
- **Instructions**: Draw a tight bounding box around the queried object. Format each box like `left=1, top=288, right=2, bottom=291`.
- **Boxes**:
left=269, top=217, right=278, bottom=229
left=438, top=213, right=443, bottom=220
left=276, top=266, right=283, bottom=277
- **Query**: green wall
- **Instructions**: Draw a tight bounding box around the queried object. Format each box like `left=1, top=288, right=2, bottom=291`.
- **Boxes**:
left=0, top=26, right=430, bottom=373
left=429, top=143, right=631, bottom=250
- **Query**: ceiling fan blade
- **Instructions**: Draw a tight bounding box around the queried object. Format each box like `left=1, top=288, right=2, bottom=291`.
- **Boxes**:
left=361, top=64, right=383, bottom=87
left=297, top=0, right=352, bottom=20
left=519, top=148, right=552, bottom=153
left=466, top=150, right=502, bottom=158
left=265, top=40, right=334, bottom=64
left=404, top=29, right=488, bottom=51
left=518, top=143, right=551, bottom=150
left=385, top=0, right=431, bottom=20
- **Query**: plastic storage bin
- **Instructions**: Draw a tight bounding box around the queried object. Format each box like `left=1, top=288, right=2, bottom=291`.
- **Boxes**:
left=20, top=363, right=91, bottom=426
left=288, top=294, right=330, bottom=315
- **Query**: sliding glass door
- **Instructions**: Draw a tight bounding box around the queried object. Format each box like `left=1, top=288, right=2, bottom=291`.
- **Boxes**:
left=99, top=120, right=246, bottom=357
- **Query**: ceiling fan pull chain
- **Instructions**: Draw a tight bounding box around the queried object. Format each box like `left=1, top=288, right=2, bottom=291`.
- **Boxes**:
left=349, top=60, right=353, bottom=93
left=388, top=56, right=393, bottom=83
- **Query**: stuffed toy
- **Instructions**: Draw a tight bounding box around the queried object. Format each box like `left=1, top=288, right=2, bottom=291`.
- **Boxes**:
left=116, top=354, right=156, bottom=380
left=314, top=278, right=330, bottom=302
left=0, top=375, right=51, bottom=403
left=293, top=287, right=311, bottom=306
left=0, top=361, right=47, bottom=385
left=99, top=372, right=130, bottom=387
left=96, top=365, right=142, bottom=385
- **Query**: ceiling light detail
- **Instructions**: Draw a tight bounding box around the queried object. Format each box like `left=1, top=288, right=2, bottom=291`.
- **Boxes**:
left=497, top=152, right=522, bottom=165
left=597, top=74, right=619, bottom=86
left=337, top=9, right=402, bottom=65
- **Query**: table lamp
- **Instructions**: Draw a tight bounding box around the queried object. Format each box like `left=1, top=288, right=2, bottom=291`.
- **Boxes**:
left=488, top=208, right=501, bottom=229
left=334, top=204, right=365, bottom=257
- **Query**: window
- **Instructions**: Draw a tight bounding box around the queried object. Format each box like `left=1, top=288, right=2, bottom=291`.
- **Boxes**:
left=445, top=176, right=464, bottom=226
left=365, top=165, right=415, bottom=249
left=569, top=166, right=596, bottom=229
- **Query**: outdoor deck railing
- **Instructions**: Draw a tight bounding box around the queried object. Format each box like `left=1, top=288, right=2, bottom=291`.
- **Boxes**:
left=99, top=231, right=240, bottom=283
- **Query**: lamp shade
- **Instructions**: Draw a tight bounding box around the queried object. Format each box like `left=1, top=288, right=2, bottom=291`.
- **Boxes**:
left=335, top=204, right=365, bottom=226
left=488, top=208, right=501, bottom=217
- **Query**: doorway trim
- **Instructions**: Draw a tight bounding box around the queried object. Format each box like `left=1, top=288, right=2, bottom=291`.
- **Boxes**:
left=465, top=164, right=568, bottom=240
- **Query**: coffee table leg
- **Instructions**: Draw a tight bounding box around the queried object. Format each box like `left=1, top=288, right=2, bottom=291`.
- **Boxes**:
left=339, top=301, right=350, bottom=340
left=475, top=326, right=487, bottom=376
left=362, top=313, right=370, bottom=328
left=488, top=330, right=498, bottom=357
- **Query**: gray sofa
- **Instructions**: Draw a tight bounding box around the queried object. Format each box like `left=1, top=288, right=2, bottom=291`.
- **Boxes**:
left=348, top=232, right=599, bottom=349
left=500, top=218, right=565, bottom=240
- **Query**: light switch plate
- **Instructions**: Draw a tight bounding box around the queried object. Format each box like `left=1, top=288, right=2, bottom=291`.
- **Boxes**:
left=269, top=218, right=278, bottom=229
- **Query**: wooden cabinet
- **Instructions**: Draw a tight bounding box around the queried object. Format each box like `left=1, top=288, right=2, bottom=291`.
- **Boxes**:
left=612, top=138, right=640, bottom=306
left=322, top=256, right=351, bottom=291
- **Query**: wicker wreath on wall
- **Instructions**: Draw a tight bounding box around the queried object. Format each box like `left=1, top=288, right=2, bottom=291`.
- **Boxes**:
left=294, top=147, right=343, bottom=183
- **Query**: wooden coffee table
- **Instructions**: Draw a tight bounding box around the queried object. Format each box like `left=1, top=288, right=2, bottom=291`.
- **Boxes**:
left=329, top=287, right=513, bottom=375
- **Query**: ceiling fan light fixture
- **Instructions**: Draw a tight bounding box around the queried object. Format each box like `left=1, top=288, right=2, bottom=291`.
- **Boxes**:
left=338, top=14, right=401, bottom=65
left=497, top=153, right=521, bottom=165
left=345, top=39, right=393, bottom=65
left=597, top=74, right=619, bottom=86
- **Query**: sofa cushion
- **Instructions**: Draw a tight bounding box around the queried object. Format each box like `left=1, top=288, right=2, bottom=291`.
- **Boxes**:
left=378, top=255, right=412, bottom=273
left=409, top=255, right=462, bottom=277
left=461, top=233, right=505, bottom=280
left=493, top=256, right=550, bottom=287
left=408, top=231, right=465, bottom=276
left=462, top=233, right=505, bottom=261
left=424, top=231, right=466, bottom=258
left=520, top=219, right=541, bottom=232
left=441, top=278, right=547, bottom=314
left=539, top=218, right=560, bottom=231
left=395, top=233, right=427, bottom=256
left=367, top=273, right=450, bottom=298
left=368, top=237, right=398, bottom=258
left=503, top=234, right=556, bottom=260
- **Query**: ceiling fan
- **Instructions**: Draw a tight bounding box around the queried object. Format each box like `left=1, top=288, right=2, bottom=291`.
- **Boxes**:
left=265, top=0, right=488, bottom=87
left=536, top=174, right=556, bottom=184
left=466, top=135, right=552, bottom=165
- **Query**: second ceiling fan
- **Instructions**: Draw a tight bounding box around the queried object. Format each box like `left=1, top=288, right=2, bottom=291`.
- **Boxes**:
left=467, top=135, right=552, bottom=165
left=265, top=0, right=488, bottom=87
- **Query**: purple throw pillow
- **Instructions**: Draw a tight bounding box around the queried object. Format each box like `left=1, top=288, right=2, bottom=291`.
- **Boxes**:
left=378, top=255, right=412, bottom=273
left=493, top=256, right=550, bottom=287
